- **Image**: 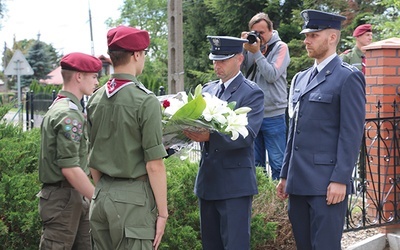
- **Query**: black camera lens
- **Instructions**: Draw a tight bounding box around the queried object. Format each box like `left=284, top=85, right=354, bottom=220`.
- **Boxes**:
left=247, top=31, right=260, bottom=44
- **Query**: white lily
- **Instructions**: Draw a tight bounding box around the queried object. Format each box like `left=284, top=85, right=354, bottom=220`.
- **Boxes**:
left=225, top=113, right=249, bottom=140
left=234, top=107, right=252, bottom=115
left=202, top=93, right=231, bottom=124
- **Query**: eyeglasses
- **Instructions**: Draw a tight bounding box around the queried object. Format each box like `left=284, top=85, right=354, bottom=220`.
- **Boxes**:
left=131, top=49, right=149, bottom=56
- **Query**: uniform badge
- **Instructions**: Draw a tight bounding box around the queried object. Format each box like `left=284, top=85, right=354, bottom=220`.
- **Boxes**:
left=64, top=125, right=72, bottom=131
left=64, top=118, right=71, bottom=124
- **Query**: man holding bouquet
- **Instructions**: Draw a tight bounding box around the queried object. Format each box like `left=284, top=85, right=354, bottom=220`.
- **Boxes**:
left=184, top=36, right=264, bottom=250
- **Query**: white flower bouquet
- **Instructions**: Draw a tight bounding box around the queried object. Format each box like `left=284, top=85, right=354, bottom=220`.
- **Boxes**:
left=159, top=84, right=251, bottom=148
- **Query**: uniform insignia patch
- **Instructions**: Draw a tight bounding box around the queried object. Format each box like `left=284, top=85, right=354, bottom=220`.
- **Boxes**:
left=64, top=125, right=72, bottom=131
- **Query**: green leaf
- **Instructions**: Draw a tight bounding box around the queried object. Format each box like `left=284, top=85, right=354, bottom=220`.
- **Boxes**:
left=170, top=94, right=206, bottom=121
left=227, top=101, right=236, bottom=110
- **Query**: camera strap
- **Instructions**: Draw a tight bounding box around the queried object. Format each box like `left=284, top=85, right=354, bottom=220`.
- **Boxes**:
left=246, top=40, right=279, bottom=81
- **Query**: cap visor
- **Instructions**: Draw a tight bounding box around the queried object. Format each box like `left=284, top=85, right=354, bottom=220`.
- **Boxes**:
left=209, top=53, right=235, bottom=61
left=300, top=28, right=323, bottom=34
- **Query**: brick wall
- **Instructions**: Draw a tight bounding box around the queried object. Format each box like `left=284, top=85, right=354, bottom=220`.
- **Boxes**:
left=364, top=38, right=400, bottom=233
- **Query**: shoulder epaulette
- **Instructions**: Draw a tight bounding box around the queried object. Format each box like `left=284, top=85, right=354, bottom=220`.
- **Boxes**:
left=341, top=62, right=357, bottom=72
left=342, top=49, right=352, bottom=55
left=68, top=99, right=79, bottom=111
left=203, top=80, right=219, bottom=87
left=135, top=82, right=153, bottom=95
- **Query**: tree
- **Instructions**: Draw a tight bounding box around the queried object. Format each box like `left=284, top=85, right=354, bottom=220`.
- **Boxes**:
left=3, top=39, right=60, bottom=90
left=22, top=40, right=53, bottom=87
left=107, top=0, right=169, bottom=93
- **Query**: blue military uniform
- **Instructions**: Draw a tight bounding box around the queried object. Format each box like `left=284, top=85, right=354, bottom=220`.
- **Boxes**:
left=195, top=36, right=264, bottom=250
left=282, top=10, right=366, bottom=250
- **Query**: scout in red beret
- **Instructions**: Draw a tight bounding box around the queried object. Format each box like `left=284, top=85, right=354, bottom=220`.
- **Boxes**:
left=353, top=24, right=372, bottom=37
left=107, top=25, right=150, bottom=52
left=340, top=24, right=373, bottom=74
left=60, top=52, right=102, bottom=73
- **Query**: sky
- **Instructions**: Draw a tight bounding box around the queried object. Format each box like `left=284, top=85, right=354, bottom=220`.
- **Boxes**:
left=0, top=0, right=124, bottom=62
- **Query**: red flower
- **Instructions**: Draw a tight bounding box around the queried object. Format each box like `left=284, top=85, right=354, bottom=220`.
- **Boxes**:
left=163, top=100, right=170, bottom=108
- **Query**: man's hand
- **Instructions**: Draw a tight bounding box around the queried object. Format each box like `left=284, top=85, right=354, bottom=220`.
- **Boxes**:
left=241, top=31, right=260, bottom=54
left=183, top=129, right=210, bottom=142
left=276, top=178, right=289, bottom=200
left=326, top=182, right=346, bottom=205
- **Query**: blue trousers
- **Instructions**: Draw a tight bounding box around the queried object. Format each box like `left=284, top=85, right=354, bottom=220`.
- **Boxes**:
left=288, top=195, right=348, bottom=250
left=254, top=114, right=286, bottom=180
left=199, top=196, right=253, bottom=250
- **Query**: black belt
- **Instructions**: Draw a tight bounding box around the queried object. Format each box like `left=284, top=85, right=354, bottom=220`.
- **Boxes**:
left=42, top=179, right=73, bottom=188
left=104, top=174, right=148, bottom=182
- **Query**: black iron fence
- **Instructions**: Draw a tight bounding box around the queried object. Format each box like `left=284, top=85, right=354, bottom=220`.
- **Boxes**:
left=346, top=100, right=400, bottom=232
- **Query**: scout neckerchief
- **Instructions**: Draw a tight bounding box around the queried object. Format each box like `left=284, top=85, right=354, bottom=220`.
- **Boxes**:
left=48, top=94, right=67, bottom=109
left=106, top=78, right=134, bottom=98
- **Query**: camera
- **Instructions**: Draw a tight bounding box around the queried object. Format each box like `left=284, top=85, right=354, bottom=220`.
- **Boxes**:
left=247, top=31, right=261, bottom=44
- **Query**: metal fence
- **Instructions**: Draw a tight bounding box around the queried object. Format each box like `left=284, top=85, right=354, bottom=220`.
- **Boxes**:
left=345, top=100, right=400, bottom=232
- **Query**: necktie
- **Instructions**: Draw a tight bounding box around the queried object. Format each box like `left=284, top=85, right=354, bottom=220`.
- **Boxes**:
left=361, top=55, right=366, bottom=75
left=217, top=84, right=225, bottom=98
left=308, top=67, right=318, bottom=84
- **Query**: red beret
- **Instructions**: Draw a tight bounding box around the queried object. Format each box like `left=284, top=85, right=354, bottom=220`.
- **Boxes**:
left=353, top=24, right=372, bottom=37
left=60, top=53, right=102, bottom=73
left=107, top=25, right=150, bottom=52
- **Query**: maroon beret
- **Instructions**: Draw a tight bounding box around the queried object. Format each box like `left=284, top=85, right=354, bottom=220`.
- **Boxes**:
left=353, top=24, right=372, bottom=37
left=60, top=53, right=102, bottom=73
left=107, top=25, right=150, bottom=52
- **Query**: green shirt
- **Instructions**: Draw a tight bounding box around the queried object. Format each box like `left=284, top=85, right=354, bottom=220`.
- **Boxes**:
left=39, top=90, right=89, bottom=183
left=339, top=45, right=364, bottom=72
left=87, top=73, right=167, bottom=178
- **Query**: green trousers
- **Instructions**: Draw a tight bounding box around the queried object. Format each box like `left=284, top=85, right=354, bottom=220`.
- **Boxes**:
left=89, top=175, right=157, bottom=250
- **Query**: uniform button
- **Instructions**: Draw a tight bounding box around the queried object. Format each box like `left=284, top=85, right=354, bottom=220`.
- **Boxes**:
left=215, top=149, right=219, bottom=152
left=330, top=160, right=334, bottom=163
left=296, top=130, right=300, bottom=134
left=318, top=96, right=322, bottom=100
left=205, top=153, right=209, bottom=156
left=295, top=146, right=299, bottom=150
left=299, top=113, right=303, bottom=117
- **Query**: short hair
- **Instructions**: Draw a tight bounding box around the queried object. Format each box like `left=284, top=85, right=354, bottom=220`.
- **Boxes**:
left=248, top=12, right=273, bottom=31
left=107, top=50, right=132, bottom=67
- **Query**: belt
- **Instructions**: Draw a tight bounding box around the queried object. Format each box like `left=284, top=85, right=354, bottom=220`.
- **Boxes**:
left=104, top=174, right=148, bottom=182
left=42, top=179, right=73, bottom=188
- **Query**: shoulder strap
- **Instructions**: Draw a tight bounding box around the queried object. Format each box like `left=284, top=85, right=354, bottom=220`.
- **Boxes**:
left=246, top=40, right=280, bottom=81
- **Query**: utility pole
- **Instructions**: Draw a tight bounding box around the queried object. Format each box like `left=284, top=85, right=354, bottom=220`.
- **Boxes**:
left=167, top=0, right=184, bottom=94
left=88, top=0, right=95, bottom=56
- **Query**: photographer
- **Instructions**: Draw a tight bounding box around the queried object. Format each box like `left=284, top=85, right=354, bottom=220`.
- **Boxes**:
left=241, top=12, right=290, bottom=180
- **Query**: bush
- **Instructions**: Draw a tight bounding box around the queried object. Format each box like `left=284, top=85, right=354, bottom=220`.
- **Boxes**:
left=0, top=105, right=42, bottom=249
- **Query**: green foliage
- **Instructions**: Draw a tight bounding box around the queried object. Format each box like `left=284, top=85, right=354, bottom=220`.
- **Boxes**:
left=0, top=107, right=41, bottom=248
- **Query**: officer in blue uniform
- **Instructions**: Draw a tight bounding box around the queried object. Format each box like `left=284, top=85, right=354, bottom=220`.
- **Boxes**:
left=276, top=10, right=366, bottom=250
left=184, top=36, right=264, bottom=250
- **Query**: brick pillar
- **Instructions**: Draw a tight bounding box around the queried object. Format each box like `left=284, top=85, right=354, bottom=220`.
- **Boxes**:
left=364, top=37, right=400, bottom=233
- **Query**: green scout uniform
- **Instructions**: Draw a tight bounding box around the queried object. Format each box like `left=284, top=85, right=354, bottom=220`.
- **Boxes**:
left=87, top=73, right=167, bottom=249
left=38, top=90, right=91, bottom=249
left=340, top=45, right=364, bottom=72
